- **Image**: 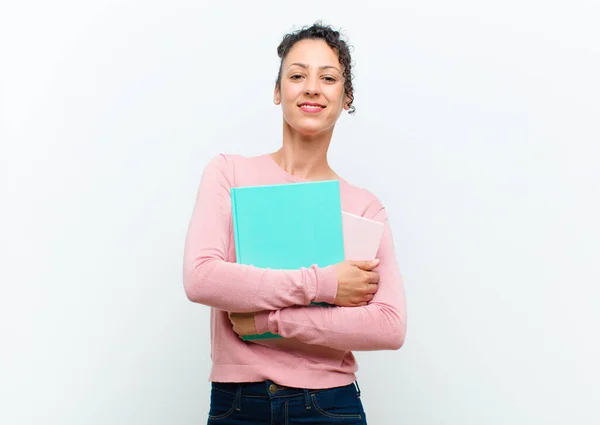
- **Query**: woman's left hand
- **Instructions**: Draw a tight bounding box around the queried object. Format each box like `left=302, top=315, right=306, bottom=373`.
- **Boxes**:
left=228, top=312, right=257, bottom=337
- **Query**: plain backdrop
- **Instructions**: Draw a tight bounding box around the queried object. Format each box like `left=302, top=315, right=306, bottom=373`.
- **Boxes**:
left=1, top=1, right=599, bottom=424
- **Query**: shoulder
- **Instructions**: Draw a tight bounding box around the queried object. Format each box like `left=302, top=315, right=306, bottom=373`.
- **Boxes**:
left=201, top=153, right=266, bottom=184
left=203, top=153, right=255, bottom=170
left=339, top=178, right=389, bottom=222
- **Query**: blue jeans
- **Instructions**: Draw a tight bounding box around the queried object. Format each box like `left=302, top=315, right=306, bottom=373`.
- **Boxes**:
left=207, top=380, right=368, bottom=424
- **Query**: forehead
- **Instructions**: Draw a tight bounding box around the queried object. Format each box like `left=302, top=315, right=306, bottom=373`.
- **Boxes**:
left=283, top=39, right=341, bottom=68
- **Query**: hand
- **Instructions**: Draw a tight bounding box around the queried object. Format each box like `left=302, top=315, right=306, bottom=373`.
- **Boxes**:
left=228, top=312, right=257, bottom=337
left=332, top=259, right=380, bottom=307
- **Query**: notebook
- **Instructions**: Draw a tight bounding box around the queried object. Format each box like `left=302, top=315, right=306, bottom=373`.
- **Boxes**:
left=341, top=211, right=385, bottom=261
left=230, top=180, right=345, bottom=340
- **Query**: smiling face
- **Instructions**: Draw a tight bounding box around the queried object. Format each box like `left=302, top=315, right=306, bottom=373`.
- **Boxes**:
left=274, top=39, right=349, bottom=137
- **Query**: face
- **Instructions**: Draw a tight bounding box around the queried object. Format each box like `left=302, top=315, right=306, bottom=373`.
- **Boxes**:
left=274, top=39, right=349, bottom=137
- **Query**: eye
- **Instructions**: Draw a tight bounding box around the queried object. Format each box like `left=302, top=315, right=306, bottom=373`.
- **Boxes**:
left=323, top=76, right=337, bottom=83
left=290, top=74, right=304, bottom=80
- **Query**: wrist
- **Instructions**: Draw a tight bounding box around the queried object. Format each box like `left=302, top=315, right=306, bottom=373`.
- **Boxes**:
left=312, top=265, right=338, bottom=304
left=254, top=311, right=271, bottom=335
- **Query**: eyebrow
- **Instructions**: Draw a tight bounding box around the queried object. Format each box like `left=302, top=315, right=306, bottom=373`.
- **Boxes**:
left=288, top=62, right=342, bottom=73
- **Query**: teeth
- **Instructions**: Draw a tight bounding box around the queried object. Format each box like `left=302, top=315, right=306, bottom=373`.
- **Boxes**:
left=301, top=105, right=322, bottom=109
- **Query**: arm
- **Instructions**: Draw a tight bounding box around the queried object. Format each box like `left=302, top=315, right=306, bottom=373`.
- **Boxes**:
left=182, top=154, right=338, bottom=313
left=253, top=207, right=407, bottom=351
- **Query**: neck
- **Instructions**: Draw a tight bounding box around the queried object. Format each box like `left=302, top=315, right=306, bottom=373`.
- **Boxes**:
left=271, top=121, right=337, bottom=181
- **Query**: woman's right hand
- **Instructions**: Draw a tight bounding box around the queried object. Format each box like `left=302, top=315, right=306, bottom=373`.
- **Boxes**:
left=332, top=259, right=380, bottom=307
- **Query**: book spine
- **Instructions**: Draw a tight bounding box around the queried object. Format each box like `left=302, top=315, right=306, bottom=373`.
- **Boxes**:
left=242, top=332, right=280, bottom=341
left=230, top=188, right=242, bottom=264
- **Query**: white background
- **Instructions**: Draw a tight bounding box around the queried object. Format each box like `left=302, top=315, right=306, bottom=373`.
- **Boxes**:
left=1, top=1, right=599, bottom=424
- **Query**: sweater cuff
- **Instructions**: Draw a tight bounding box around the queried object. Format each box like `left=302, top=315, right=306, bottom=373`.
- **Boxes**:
left=254, top=311, right=271, bottom=335
left=311, top=265, right=338, bottom=304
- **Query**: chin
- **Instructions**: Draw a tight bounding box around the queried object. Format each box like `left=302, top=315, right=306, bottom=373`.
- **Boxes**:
left=288, top=119, right=334, bottom=137
left=295, top=127, right=322, bottom=137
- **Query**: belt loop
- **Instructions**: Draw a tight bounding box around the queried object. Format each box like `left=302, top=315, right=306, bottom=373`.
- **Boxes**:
left=303, top=389, right=311, bottom=411
left=235, top=384, right=243, bottom=411
left=354, top=380, right=361, bottom=398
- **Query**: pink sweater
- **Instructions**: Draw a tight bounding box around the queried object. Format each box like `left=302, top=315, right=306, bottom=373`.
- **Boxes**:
left=182, top=153, right=407, bottom=389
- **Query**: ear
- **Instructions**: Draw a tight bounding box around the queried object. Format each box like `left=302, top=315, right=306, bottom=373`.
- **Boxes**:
left=343, top=93, right=352, bottom=110
left=274, top=85, right=281, bottom=105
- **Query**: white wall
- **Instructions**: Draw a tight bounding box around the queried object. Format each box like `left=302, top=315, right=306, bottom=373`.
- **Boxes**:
left=1, top=1, right=598, bottom=424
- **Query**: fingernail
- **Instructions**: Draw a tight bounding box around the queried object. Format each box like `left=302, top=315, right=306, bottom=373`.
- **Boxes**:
left=373, top=259, right=380, bottom=265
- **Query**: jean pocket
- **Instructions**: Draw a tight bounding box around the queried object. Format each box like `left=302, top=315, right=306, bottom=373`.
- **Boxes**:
left=208, top=387, right=238, bottom=421
left=310, top=386, right=364, bottom=421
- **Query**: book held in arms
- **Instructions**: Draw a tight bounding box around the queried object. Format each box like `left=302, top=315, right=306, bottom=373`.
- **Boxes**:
left=230, top=180, right=385, bottom=340
left=230, top=180, right=344, bottom=340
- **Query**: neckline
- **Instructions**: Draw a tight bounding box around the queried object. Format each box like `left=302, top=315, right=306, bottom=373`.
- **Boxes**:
left=261, top=153, right=346, bottom=185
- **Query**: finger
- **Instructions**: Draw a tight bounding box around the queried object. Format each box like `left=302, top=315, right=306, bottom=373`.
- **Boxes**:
left=353, top=259, right=380, bottom=271
left=365, top=283, right=379, bottom=294
left=365, top=271, right=380, bottom=284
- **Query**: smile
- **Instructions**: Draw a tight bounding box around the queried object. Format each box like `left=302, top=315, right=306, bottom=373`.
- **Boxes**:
left=299, top=104, right=325, bottom=113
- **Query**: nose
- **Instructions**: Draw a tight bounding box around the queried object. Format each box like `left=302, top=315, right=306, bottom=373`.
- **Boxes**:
left=304, top=75, right=320, bottom=96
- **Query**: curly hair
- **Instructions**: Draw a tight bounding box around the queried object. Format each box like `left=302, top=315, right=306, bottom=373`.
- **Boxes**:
left=275, top=22, right=356, bottom=114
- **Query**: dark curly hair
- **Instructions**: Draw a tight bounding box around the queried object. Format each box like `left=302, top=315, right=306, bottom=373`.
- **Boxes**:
left=275, top=22, right=355, bottom=114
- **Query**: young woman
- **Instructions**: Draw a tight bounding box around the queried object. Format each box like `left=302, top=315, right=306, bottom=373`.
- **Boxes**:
left=183, top=22, right=407, bottom=425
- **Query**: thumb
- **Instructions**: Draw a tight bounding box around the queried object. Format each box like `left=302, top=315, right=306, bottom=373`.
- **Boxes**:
left=352, top=258, right=380, bottom=270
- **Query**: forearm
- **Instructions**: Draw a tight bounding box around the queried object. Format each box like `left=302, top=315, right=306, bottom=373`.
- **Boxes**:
left=183, top=257, right=337, bottom=313
left=254, top=301, right=405, bottom=351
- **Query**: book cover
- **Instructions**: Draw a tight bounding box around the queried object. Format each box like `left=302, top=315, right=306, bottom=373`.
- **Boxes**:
left=230, top=180, right=344, bottom=340
left=341, top=211, right=385, bottom=261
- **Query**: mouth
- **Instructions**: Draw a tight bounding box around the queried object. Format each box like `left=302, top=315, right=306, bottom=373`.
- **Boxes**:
left=298, top=102, right=326, bottom=113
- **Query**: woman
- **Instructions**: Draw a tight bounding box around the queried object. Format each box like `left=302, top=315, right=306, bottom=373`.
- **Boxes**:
left=183, top=22, right=407, bottom=425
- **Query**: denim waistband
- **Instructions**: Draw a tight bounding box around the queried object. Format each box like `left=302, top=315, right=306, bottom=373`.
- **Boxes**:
left=211, top=380, right=360, bottom=399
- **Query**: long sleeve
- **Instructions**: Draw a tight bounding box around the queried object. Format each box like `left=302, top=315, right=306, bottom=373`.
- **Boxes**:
left=253, top=206, right=407, bottom=351
left=182, top=154, right=339, bottom=313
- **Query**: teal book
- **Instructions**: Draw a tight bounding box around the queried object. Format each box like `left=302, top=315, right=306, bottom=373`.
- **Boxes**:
left=230, top=180, right=344, bottom=340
